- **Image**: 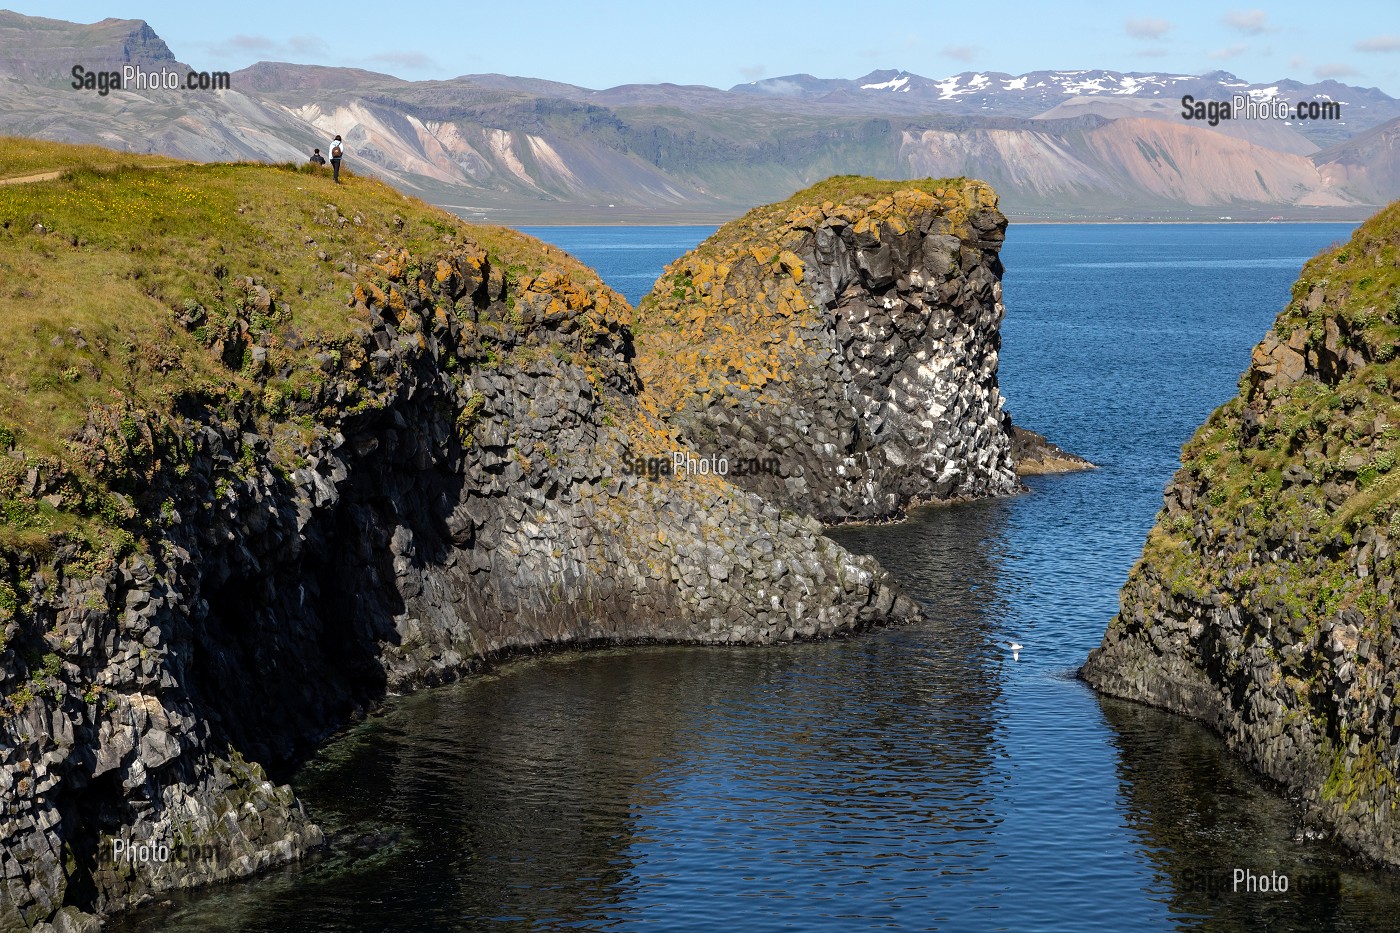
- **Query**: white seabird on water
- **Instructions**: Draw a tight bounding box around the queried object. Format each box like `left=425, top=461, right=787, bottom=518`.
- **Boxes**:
left=1009, top=641, right=1023, bottom=662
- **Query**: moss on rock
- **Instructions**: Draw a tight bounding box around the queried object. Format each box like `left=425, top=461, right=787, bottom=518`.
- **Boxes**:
left=1083, top=198, right=1400, bottom=865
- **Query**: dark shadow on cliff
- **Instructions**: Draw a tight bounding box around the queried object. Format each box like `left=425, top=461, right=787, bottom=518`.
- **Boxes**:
left=174, top=391, right=468, bottom=781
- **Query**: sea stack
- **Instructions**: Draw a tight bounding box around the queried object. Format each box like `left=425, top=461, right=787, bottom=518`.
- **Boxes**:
left=1083, top=200, right=1400, bottom=865
left=634, top=176, right=1089, bottom=524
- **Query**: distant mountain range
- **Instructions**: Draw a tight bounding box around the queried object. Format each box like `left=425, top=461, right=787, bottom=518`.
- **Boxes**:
left=2, top=11, right=1398, bottom=222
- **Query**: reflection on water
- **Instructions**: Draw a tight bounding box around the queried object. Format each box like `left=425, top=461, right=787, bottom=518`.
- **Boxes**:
left=117, top=496, right=1400, bottom=933
left=1099, top=697, right=1400, bottom=932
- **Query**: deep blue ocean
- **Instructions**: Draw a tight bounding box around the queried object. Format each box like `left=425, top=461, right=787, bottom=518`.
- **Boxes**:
left=119, top=222, right=1400, bottom=932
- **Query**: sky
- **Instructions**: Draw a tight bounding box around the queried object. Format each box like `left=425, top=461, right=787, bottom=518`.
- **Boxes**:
left=17, top=1, right=1400, bottom=94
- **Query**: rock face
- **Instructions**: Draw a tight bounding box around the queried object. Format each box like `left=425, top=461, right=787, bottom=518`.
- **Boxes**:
left=0, top=156, right=918, bottom=929
left=1007, top=424, right=1095, bottom=477
left=635, top=177, right=1071, bottom=523
left=0, top=13, right=183, bottom=86
left=1083, top=200, right=1400, bottom=864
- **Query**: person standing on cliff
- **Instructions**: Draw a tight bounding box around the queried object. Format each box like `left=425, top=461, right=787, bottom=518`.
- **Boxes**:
left=329, top=135, right=344, bottom=183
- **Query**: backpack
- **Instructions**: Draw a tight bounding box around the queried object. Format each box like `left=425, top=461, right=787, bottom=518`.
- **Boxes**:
left=331, top=144, right=342, bottom=159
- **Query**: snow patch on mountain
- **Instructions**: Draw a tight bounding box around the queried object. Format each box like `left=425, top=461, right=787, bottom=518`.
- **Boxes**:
left=862, top=74, right=910, bottom=91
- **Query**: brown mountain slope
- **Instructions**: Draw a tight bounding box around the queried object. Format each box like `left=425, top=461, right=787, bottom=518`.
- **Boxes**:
left=1035, top=96, right=1322, bottom=157
left=1315, top=117, right=1400, bottom=206
left=1081, top=117, right=1351, bottom=206
left=0, top=11, right=1389, bottom=221
left=898, top=117, right=1358, bottom=211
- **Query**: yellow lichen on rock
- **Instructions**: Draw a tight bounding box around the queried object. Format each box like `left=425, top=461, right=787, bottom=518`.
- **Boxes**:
left=634, top=175, right=993, bottom=418
left=777, top=250, right=804, bottom=283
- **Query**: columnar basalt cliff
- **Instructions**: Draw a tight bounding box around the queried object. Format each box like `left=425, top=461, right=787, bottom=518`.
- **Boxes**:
left=1083, top=200, right=1400, bottom=865
left=634, top=176, right=1088, bottom=524
left=0, top=143, right=919, bottom=930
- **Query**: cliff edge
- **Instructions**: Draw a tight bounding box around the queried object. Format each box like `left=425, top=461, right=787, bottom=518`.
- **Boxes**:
left=634, top=176, right=1090, bottom=524
left=0, top=142, right=918, bottom=929
left=1083, top=200, right=1400, bottom=864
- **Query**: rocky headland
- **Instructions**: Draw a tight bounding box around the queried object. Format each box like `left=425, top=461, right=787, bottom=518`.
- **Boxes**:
left=634, top=176, right=1090, bottom=524
left=1083, top=200, right=1400, bottom=864
left=0, top=143, right=926, bottom=929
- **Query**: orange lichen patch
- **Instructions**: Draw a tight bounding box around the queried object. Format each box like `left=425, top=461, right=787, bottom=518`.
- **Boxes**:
left=777, top=250, right=804, bottom=283
left=387, top=286, right=409, bottom=317
left=354, top=281, right=388, bottom=309
left=851, top=215, right=881, bottom=241
left=634, top=175, right=992, bottom=418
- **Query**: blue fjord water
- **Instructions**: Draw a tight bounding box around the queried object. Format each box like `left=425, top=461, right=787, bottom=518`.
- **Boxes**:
left=119, top=222, right=1400, bottom=932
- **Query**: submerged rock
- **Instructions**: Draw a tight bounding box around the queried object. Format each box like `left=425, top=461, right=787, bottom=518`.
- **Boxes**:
left=1007, top=424, right=1095, bottom=477
left=1083, top=200, right=1400, bottom=866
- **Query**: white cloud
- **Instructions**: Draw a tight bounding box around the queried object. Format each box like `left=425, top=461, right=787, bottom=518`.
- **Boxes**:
left=1125, top=17, right=1171, bottom=40
left=1208, top=43, right=1248, bottom=61
left=228, top=34, right=277, bottom=51
left=288, top=36, right=328, bottom=56
left=1223, top=9, right=1272, bottom=35
left=739, top=65, right=766, bottom=80
left=1355, top=35, right=1400, bottom=53
left=1313, top=62, right=1360, bottom=78
left=942, top=45, right=977, bottom=62
left=370, top=51, right=435, bottom=70
left=210, top=33, right=327, bottom=61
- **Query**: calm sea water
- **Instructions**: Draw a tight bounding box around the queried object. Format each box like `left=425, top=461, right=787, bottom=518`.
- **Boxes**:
left=118, top=223, right=1400, bottom=932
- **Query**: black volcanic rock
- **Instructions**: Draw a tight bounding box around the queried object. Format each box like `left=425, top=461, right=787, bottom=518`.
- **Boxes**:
left=635, top=176, right=1086, bottom=524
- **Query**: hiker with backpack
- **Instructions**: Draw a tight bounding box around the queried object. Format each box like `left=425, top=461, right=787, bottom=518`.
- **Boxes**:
left=329, top=135, right=343, bottom=183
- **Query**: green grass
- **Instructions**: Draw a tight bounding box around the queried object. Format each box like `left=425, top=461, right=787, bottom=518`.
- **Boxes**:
left=668, top=174, right=980, bottom=264
left=1129, top=197, right=1400, bottom=643
left=0, top=136, right=622, bottom=558
left=0, top=140, right=612, bottom=450
left=631, top=175, right=990, bottom=415
left=0, top=137, right=178, bottom=180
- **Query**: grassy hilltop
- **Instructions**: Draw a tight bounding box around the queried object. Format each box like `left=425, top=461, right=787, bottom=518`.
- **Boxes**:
left=0, top=138, right=622, bottom=563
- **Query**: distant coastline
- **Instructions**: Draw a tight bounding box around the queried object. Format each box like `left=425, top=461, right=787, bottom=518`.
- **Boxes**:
left=437, top=200, right=1373, bottom=228
left=474, top=216, right=1371, bottom=228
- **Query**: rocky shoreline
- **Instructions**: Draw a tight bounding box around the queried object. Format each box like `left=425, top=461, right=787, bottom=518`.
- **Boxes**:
left=1082, top=200, right=1400, bottom=866
left=0, top=155, right=1089, bottom=930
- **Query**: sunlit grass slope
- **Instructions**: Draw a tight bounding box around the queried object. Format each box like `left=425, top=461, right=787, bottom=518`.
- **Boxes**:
left=0, top=137, right=618, bottom=559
